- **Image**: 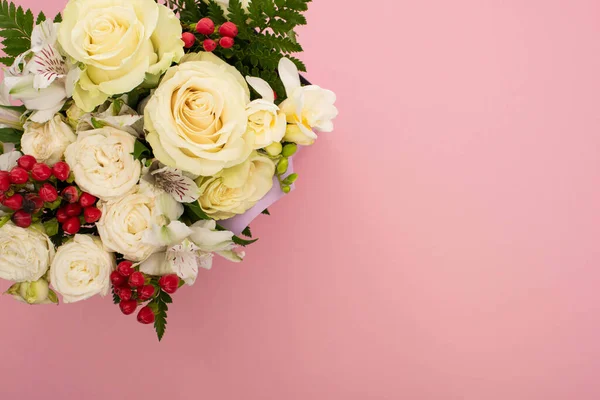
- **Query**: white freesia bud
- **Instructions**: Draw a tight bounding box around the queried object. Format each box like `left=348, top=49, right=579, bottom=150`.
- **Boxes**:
left=245, top=76, right=286, bottom=149
left=196, top=152, right=275, bottom=220
left=50, top=235, right=115, bottom=303
left=65, top=127, right=142, bottom=200
left=21, top=114, right=76, bottom=166
left=0, top=222, right=54, bottom=282
left=278, top=58, right=338, bottom=146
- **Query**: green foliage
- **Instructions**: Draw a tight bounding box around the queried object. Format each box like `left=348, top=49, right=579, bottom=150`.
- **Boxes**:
left=171, top=0, right=311, bottom=99
left=112, top=287, right=121, bottom=305
left=232, top=234, right=258, bottom=246
left=0, top=127, right=22, bottom=143
left=149, top=290, right=172, bottom=341
left=184, top=201, right=211, bottom=222
left=0, top=1, right=46, bottom=66
left=261, top=208, right=271, bottom=215
left=241, top=226, right=252, bottom=238
left=131, top=140, right=152, bottom=161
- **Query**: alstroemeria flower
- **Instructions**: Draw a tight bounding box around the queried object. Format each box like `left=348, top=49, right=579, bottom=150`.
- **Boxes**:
left=1, top=21, right=80, bottom=123
left=76, top=98, right=144, bottom=138
left=143, top=161, right=200, bottom=204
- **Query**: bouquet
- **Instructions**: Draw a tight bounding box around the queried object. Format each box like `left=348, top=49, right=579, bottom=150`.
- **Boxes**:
left=0, top=0, right=337, bottom=340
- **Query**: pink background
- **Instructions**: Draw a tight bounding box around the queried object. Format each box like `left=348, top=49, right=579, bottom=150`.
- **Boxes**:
left=2, top=0, right=600, bottom=399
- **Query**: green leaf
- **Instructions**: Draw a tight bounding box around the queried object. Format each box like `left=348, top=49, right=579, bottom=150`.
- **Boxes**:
left=90, top=117, right=106, bottom=129
left=0, top=104, right=26, bottom=113
left=232, top=235, right=259, bottom=247
left=0, top=127, right=22, bottom=143
left=184, top=202, right=211, bottom=221
left=53, top=12, right=61, bottom=23
left=0, top=215, right=10, bottom=228
left=261, top=208, right=270, bottom=215
left=47, top=289, right=59, bottom=304
left=43, top=218, right=59, bottom=237
left=35, top=11, right=45, bottom=24
left=241, top=226, right=252, bottom=238
left=112, top=287, right=121, bottom=304
left=131, top=139, right=151, bottom=161
left=0, top=1, right=39, bottom=66
left=152, top=289, right=173, bottom=341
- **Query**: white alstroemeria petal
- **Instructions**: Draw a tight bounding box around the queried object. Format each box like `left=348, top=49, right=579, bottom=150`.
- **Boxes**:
left=217, top=249, right=245, bottom=262
left=65, top=66, right=81, bottom=98
left=246, top=76, right=275, bottom=103
left=166, top=241, right=201, bottom=284
left=7, top=51, right=30, bottom=77
left=139, top=252, right=171, bottom=276
left=0, top=151, right=22, bottom=170
left=152, top=167, right=200, bottom=203
left=31, top=21, right=59, bottom=53
left=189, top=220, right=237, bottom=253
left=155, top=191, right=185, bottom=220
left=0, top=107, right=23, bottom=130
left=28, top=102, right=64, bottom=123
left=278, top=57, right=301, bottom=96
left=28, top=46, right=68, bottom=90
left=143, top=221, right=194, bottom=248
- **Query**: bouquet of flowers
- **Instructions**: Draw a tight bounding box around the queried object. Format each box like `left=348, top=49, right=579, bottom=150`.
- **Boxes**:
left=0, top=0, right=337, bottom=340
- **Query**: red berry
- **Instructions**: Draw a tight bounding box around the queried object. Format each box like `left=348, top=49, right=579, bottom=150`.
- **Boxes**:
left=23, top=194, right=43, bottom=213
left=79, top=192, right=97, bottom=208
left=17, top=155, right=36, bottom=171
left=62, top=216, right=81, bottom=235
left=111, top=270, right=127, bottom=287
left=219, top=36, right=234, bottom=49
left=62, top=186, right=79, bottom=203
left=31, top=163, right=52, bottom=181
left=119, top=299, right=137, bottom=315
left=118, top=287, right=133, bottom=301
left=117, top=261, right=135, bottom=277
left=0, top=171, right=9, bottom=191
left=9, top=167, right=29, bottom=184
left=158, top=274, right=179, bottom=294
left=12, top=210, right=32, bottom=228
left=137, top=306, right=155, bottom=324
left=39, top=183, right=58, bottom=202
left=196, top=17, right=215, bottom=35
left=65, top=203, right=82, bottom=217
left=56, top=207, right=69, bottom=223
left=128, top=271, right=145, bottom=288
left=83, top=207, right=102, bottom=223
left=2, top=194, right=23, bottom=210
left=52, top=161, right=70, bottom=181
left=203, top=38, right=217, bottom=52
left=182, top=32, right=196, bottom=49
left=219, top=22, right=238, bottom=38
left=138, top=285, right=155, bottom=301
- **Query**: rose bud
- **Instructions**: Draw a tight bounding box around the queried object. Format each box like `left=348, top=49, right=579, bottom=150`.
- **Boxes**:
left=203, top=38, right=217, bottom=52
left=62, top=186, right=79, bottom=203
left=219, top=21, right=238, bottom=38
left=128, top=271, right=145, bottom=288
left=56, top=207, right=69, bottom=223
left=117, top=261, right=135, bottom=277
left=137, top=285, right=155, bottom=301
left=65, top=202, right=82, bottom=217
left=52, top=161, right=70, bottom=181
left=39, top=183, right=59, bottom=203
left=119, top=299, right=137, bottom=315
left=12, top=210, right=32, bottom=228
left=182, top=32, right=196, bottom=49
left=137, top=306, right=155, bottom=324
left=158, top=274, right=179, bottom=294
left=219, top=36, right=234, bottom=49
left=83, top=206, right=102, bottom=223
left=31, top=163, right=52, bottom=181
left=0, top=171, right=10, bottom=192
left=9, top=167, right=29, bottom=184
left=17, top=155, right=37, bottom=171
left=62, top=216, right=81, bottom=235
left=110, top=270, right=127, bottom=287
left=10, top=279, right=55, bottom=305
left=79, top=192, right=97, bottom=208
left=2, top=193, right=23, bottom=210
left=196, top=17, right=215, bottom=35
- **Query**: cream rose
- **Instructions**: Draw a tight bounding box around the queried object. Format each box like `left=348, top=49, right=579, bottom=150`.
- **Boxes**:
left=65, top=127, right=142, bottom=200
left=0, top=222, right=54, bottom=282
left=196, top=152, right=274, bottom=220
left=21, top=114, right=76, bottom=166
left=97, top=184, right=184, bottom=262
left=58, top=0, right=184, bottom=112
left=50, top=234, right=115, bottom=303
left=145, top=52, right=254, bottom=176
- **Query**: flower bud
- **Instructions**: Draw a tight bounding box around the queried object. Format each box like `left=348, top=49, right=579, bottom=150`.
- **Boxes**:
left=66, top=104, right=86, bottom=130
left=282, top=173, right=298, bottom=185
left=264, top=142, right=282, bottom=156
left=7, top=279, right=57, bottom=305
left=281, top=143, right=297, bottom=158
left=276, top=158, right=289, bottom=175
left=282, top=185, right=291, bottom=194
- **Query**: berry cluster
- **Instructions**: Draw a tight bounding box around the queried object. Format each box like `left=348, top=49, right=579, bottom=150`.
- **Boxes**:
left=111, top=261, right=180, bottom=325
left=181, top=18, right=238, bottom=52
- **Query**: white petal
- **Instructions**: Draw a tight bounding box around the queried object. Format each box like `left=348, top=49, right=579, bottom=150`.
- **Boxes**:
left=31, top=21, right=58, bottom=53
left=278, top=58, right=301, bottom=96
left=27, top=46, right=67, bottom=90
left=0, top=150, right=22, bottom=170
left=246, top=76, right=275, bottom=102
left=28, top=103, right=64, bottom=123
left=139, top=252, right=172, bottom=276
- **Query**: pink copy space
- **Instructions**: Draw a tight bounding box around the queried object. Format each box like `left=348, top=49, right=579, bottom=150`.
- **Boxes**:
left=2, top=0, right=600, bottom=399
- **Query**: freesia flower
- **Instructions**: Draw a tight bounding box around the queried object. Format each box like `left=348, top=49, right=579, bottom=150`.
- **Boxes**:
left=245, top=76, right=287, bottom=149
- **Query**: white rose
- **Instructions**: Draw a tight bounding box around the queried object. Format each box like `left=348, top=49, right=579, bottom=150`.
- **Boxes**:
left=65, top=127, right=142, bottom=200
left=21, top=114, right=76, bottom=166
left=50, top=234, right=115, bottom=303
left=278, top=58, right=338, bottom=146
left=196, top=152, right=275, bottom=220
left=245, top=77, right=286, bottom=149
left=97, top=184, right=185, bottom=262
left=58, top=0, right=184, bottom=112
left=0, top=222, right=54, bottom=282
left=145, top=52, right=254, bottom=176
